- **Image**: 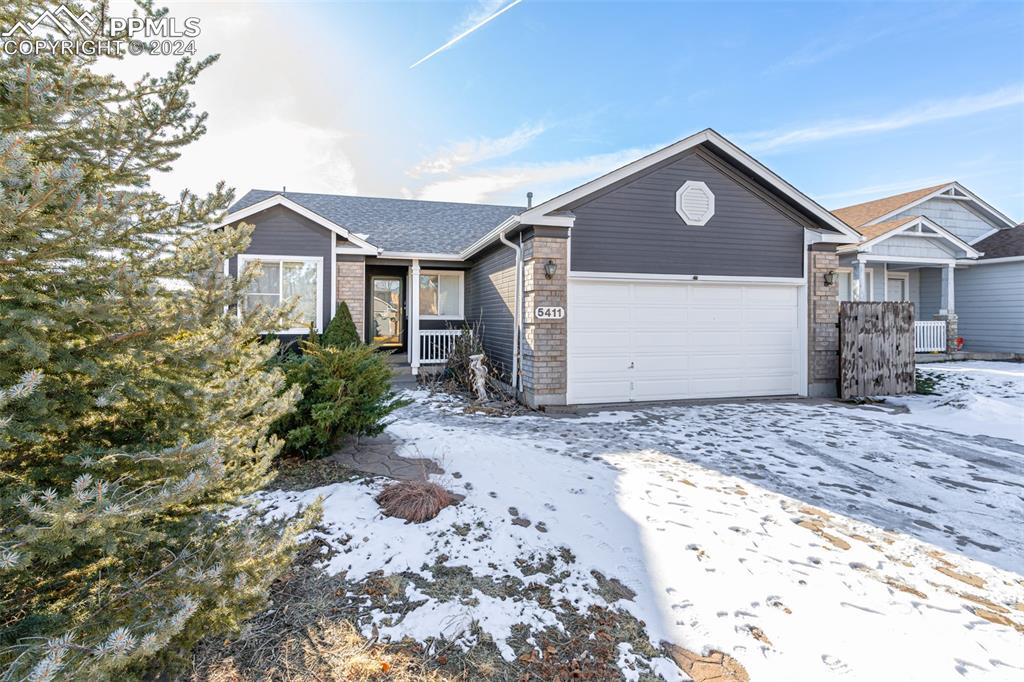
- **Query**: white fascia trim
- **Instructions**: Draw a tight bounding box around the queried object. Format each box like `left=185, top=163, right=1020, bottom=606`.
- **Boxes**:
left=856, top=254, right=956, bottom=265
left=336, top=245, right=379, bottom=255
left=377, top=251, right=465, bottom=261
left=848, top=216, right=982, bottom=258
left=221, top=195, right=379, bottom=252
left=569, top=271, right=806, bottom=285
left=865, top=182, right=1016, bottom=230
left=460, top=216, right=521, bottom=259
left=518, top=129, right=862, bottom=241
left=959, top=255, right=1024, bottom=265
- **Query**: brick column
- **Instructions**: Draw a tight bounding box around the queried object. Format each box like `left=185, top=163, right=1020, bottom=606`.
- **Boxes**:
left=521, top=228, right=568, bottom=408
left=335, top=255, right=365, bottom=341
left=808, top=245, right=840, bottom=397
left=934, top=313, right=958, bottom=353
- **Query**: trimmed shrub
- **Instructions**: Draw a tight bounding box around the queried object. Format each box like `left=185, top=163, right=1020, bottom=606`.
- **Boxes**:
left=376, top=481, right=456, bottom=523
left=273, top=340, right=408, bottom=457
left=322, top=301, right=361, bottom=348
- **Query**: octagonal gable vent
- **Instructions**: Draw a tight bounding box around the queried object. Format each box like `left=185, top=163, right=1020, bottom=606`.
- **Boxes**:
left=676, top=181, right=715, bottom=226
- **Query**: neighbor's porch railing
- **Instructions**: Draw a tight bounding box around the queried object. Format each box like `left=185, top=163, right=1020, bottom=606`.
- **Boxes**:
left=418, top=329, right=464, bottom=364
left=915, top=320, right=946, bottom=352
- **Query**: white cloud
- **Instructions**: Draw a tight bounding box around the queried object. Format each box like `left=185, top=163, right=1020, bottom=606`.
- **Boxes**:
left=739, top=85, right=1024, bottom=153
left=102, top=1, right=362, bottom=200
left=409, top=122, right=547, bottom=176
left=814, top=176, right=950, bottom=207
left=416, top=145, right=656, bottom=204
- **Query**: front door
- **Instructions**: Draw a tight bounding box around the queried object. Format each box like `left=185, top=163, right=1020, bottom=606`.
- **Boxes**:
left=371, top=276, right=404, bottom=346
left=886, top=277, right=907, bottom=301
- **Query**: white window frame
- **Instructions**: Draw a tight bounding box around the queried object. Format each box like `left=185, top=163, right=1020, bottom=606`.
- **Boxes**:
left=836, top=266, right=875, bottom=302
left=237, top=254, right=324, bottom=334
left=885, top=271, right=910, bottom=302
left=418, top=269, right=465, bottom=320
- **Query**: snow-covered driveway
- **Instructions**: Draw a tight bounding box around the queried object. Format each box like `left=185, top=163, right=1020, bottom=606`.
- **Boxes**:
left=262, top=362, right=1023, bottom=681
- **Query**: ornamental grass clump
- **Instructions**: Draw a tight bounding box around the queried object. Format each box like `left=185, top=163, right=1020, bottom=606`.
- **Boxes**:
left=376, top=481, right=456, bottom=523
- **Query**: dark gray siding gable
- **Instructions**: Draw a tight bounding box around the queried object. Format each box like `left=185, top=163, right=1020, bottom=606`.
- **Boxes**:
left=570, top=150, right=805, bottom=277
left=466, top=243, right=516, bottom=379
left=228, top=205, right=337, bottom=328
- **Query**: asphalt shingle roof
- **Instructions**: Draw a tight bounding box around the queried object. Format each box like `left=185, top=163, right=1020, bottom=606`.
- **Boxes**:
left=832, top=183, right=949, bottom=228
left=974, top=224, right=1024, bottom=259
left=230, top=190, right=523, bottom=254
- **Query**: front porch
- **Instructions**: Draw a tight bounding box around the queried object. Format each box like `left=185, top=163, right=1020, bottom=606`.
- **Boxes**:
left=837, top=255, right=959, bottom=353
left=360, top=259, right=468, bottom=372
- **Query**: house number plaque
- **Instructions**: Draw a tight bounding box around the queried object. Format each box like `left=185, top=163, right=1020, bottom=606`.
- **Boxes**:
left=535, top=306, right=565, bottom=320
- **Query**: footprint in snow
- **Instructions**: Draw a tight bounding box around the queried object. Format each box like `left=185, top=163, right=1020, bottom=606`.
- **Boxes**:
left=822, top=654, right=851, bottom=675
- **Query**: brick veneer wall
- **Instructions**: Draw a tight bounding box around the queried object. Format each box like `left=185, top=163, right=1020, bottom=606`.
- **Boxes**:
left=808, top=244, right=840, bottom=397
left=336, top=255, right=365, bottom=341
left=521, top=229, right=568, bottom=408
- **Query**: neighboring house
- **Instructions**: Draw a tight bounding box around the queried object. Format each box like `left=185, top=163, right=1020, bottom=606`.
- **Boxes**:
left=956, top=224, right=1024, bottom=353
left=831, top=183, right=1019, bottom=353
left=220, top=128, right=863, bottom=407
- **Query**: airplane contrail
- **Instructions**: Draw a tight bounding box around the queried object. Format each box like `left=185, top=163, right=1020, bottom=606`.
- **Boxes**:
left=410, top=0, right=523, bottom=69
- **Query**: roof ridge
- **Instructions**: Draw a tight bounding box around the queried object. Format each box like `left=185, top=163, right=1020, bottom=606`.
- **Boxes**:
left=246, top=188, right=523, bottom=210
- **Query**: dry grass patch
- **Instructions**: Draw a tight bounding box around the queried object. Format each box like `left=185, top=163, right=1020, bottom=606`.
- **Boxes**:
left=199, top=619, right=454, bottom=682
left=376, top=480, right=456, bottom=523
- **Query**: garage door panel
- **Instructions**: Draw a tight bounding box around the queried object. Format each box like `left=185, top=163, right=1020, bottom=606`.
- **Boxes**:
left=742, top=286, right=797, bottom=306
left=569, top=279, right=803, bottom=404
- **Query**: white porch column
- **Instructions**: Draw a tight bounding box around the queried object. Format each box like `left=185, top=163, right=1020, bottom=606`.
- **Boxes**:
left=410, top=258, right=421, bottom=373
left=940, top=264, right=955, bottom=314
left=852, top=259, right=867, bottom=302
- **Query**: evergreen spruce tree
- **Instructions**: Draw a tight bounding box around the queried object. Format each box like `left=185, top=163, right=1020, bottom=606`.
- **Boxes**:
left=320, top=301, right=360, bottom=348
left=0, top=2, right=318, bottom=678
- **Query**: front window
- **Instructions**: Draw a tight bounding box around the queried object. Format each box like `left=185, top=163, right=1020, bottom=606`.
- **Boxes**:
left=419, top=270, right=463, bottom=319
left=240, top=256, right=321, bottom=332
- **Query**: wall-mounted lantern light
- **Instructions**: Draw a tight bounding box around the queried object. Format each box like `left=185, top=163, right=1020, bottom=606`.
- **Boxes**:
left=544, top=259, right=557, bottom=279
left=823, top=270, right=837, bottom=287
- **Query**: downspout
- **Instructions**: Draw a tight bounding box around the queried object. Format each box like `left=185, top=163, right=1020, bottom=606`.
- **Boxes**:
left=498, top=224, right=523, bottom=394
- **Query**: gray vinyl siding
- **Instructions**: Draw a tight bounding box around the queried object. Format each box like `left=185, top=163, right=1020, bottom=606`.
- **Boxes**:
left=956, top=261, right=1024, bottom=352
left=895, top=198, right=999, bottom=244
left=466, top=243, right=516, bottom=379
left=227, top=205, right=336, bottom=328
left=918, top=268, right=942, bottom=318
left=570, top=150, right=804, bottom=277
left=872, top=235, right=957, bottom=259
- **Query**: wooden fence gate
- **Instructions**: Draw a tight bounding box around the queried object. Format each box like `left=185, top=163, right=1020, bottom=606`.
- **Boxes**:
left=839, top=302, right=915, bottom=399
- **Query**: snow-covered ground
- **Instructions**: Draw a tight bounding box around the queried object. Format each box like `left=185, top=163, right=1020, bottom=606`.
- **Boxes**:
left=257, top=361, right=1024, bottom=681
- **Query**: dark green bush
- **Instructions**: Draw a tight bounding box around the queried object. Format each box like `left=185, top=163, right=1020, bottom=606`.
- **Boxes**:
left=321, top=301, right=361, bottom=348
left=272, top=339, right=408, bottom=458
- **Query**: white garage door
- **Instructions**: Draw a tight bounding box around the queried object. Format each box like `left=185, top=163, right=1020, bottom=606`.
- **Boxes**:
left=568, top=279, right=804, bottom=404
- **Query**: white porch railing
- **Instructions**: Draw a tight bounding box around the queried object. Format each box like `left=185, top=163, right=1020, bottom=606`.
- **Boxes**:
left=418, top=329, right=464, bottom=364
left=915, top=320, right=946, bottom=352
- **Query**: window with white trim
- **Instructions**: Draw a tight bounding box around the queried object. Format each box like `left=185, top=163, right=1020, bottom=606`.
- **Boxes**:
left=419, top=270, right=464, bottom=319
left=239, top=255, right=322, bottom=332
left=837, top=267, right=873, bottom=302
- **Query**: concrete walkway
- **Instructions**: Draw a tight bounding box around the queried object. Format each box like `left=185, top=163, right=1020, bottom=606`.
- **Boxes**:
left=326, top=432, right=442, bottom=481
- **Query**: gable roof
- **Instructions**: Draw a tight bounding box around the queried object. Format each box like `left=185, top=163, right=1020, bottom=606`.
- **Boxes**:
left=833, top=184, right=949, bottom=228
left=517, top=128, right=861, bottom=242
left=839, top=215, right=982, bottom=258
left=833, top=181, right=1016, bottom=232
left=854, top=215, right=920, bottom=241
left=228, top=190, right=523, bottom=254
left=974, top=224, right=1024, bottom=260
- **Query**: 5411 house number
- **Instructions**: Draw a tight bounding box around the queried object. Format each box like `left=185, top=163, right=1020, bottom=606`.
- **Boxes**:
left=535, top=306, right=565, bottom=320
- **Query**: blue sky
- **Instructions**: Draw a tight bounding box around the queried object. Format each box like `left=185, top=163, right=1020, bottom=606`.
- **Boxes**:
left=140, top=1, right=1023, bottom=218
